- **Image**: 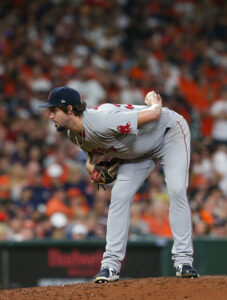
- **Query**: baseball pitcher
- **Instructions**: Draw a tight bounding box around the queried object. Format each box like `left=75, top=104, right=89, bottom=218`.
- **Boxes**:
left=40, top=87, right=199, bottom=281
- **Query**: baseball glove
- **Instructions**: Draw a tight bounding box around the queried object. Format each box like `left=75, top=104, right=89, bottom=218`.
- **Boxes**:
left=90, top=158, right=120, bottom=189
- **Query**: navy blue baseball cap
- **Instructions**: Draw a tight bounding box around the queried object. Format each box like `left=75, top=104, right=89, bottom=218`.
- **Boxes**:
left=39, top=86, right=81, bottom=108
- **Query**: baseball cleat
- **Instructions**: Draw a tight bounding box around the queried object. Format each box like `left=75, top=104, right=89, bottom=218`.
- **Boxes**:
left=176, top=264, right=199, bottom=278
left=93, top=268, right=120, bottom=283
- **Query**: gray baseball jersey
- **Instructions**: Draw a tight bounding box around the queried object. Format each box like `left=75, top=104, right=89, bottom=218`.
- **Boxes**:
left=68, top=103, right=193, bottom=272
left=68, top=104, right=180, bottom=160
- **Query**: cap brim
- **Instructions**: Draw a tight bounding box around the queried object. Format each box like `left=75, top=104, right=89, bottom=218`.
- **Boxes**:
left=38, top=103, right=56, bottom=108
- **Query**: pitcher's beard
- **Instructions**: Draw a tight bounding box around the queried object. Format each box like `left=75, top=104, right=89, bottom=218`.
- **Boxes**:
left=56, top=125, right=67, bottom=132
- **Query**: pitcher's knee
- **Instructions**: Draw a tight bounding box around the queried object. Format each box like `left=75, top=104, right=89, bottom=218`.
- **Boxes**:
left=112, top=181, right=138, bottom=202
left=168, top=186, right=188, bottom=203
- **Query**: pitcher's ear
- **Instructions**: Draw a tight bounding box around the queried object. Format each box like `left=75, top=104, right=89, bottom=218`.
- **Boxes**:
left=67, top=105, right=73, bottom=114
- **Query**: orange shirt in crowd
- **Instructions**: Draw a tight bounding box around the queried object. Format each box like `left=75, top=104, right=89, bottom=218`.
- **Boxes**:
left=0, top=174, right=10, bottom=200
left=42, top=164, right=69, bottom=188
left=179, top=76, right=217, bottom=136
left=199, top=210, right=214, bottom=226
left=46, top=197, right=73, bottom=217
left=141, top=214, right=172, bottom=238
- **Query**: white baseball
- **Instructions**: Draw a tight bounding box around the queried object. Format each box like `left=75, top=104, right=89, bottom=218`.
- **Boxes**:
left=145, top=91, right=158, bottom=106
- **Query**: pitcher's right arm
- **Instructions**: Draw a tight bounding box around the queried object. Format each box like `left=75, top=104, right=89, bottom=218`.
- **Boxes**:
left=137, top=92, right=162, bottom=128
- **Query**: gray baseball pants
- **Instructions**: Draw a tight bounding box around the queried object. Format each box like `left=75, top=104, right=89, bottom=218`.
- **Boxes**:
left=101, top=117, right=193, bottom=272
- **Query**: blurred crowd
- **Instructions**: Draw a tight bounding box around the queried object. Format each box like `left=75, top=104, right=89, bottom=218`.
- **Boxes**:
left=0, top=0, right=227, bottom=241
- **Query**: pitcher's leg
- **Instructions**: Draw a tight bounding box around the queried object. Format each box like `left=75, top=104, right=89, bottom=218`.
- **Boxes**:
left=168, top=180, right=193, bottom=267
left=161, top=120, right=193, bottom=268
left=101, top=159, right=155, bottom=272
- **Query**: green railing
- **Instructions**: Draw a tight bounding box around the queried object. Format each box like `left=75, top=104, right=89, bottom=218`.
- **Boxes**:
left=0, top=236, right=226, bottom=289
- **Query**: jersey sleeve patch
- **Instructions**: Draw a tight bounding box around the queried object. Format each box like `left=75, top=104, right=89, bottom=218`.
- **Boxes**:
left=117, top=122, right=132, bottom=134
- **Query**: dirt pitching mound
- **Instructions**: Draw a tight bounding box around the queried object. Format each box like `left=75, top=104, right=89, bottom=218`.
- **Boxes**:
left=0, top=276, right=227, bottom=300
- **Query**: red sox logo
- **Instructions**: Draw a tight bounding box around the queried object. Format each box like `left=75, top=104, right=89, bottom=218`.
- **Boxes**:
left=117, top=122, right=132, bottom=134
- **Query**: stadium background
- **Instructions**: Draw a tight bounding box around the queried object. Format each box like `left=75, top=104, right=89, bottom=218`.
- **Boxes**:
left=0, top=0, right=227, bottom=289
